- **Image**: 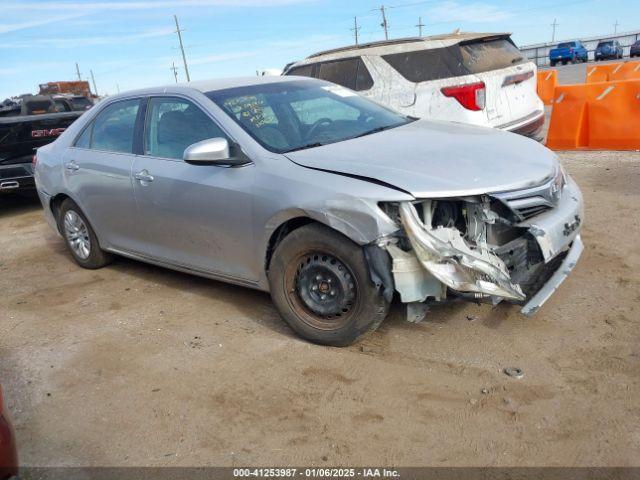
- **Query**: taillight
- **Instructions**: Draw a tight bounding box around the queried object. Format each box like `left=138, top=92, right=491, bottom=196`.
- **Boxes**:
left=440, top=82, right=486, bottom=111
left=32, top=154, right=38, bottom=168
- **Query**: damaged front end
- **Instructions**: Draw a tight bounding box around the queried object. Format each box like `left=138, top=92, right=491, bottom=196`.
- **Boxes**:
left=376, top=170, right=584, bottom=321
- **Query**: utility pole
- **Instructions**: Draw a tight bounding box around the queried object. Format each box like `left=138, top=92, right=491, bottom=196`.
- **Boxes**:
left=170, top=62, right=179, bottom=83
left=613, top=20, right=619, bottom=33
left=89, top=69, right=98, bottom=96
left=351, top=16, right=360, bottom=45
left=416, top=16, right=425, bottom=37
left=379, top=5, right=389, bottom=40
left=116, top=84, right=120, bottom=93
left=551, top=18, right=558, bottom=42
left=75, top=62, right=82, bottom=81
left=173, top=14, right=191, bottom=82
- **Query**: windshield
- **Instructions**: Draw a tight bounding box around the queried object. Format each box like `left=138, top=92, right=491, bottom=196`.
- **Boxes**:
left=598, top=42, right=613, bottom=47
left=206, top=80, right=412, bottom=153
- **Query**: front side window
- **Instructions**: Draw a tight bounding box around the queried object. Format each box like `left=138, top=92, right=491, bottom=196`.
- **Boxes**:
left=318, top=59, right=359, bottom=90
left=286, top=64, right=315, bottom=78
left=90, top=99, right=140, bottom=153
left=206, top=79, right=412, bottom=153
left=144, top=97, right=227, bottom=160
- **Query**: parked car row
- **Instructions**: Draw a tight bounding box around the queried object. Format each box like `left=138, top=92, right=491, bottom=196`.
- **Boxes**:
left=549, top=39, right=638, bottom=65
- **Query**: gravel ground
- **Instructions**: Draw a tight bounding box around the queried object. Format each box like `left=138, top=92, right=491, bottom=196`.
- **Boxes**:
left=0, top=151, right=639, bottom=467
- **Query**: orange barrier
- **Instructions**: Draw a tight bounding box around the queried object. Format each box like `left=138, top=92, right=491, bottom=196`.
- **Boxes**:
left=537, top=70, right=557, bottom=105
left=586, top=61, right=640, bottom=83
left=546, top=79, right=640, bottom=150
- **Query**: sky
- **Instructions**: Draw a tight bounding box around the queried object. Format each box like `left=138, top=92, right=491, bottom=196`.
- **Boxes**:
left=1, top=0, right=638, bottom=99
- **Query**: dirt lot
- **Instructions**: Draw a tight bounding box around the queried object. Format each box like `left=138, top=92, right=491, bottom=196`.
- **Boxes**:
left=1, top=151, right=639, bottom=467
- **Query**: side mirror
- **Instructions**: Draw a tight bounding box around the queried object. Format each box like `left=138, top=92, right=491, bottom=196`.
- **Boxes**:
left=183, top=138, right=248, bottom=166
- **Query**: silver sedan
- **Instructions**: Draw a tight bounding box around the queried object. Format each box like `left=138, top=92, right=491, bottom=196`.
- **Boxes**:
left=34, top=76, right=583, bottom=346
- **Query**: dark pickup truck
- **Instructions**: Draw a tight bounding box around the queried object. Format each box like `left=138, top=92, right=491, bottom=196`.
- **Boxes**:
left=0, top=95, right=84, bottom=193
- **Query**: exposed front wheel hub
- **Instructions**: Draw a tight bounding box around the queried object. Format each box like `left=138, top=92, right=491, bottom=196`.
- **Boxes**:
left=295, top=254, right=355, bottom=317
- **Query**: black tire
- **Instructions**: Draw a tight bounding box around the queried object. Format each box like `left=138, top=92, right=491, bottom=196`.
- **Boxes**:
left=562, top=60, right=568, bottom=65
left=57, top=198, right=113, bottom=269
left=550, top=60, right=556, bottom=67
left=268, top=223, right=389, bottom=346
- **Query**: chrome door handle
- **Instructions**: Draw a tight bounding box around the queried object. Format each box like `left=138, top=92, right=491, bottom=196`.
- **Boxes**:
left=134, top=170, right=154, bottom=183
left=64, top=161, right=79, bottom=171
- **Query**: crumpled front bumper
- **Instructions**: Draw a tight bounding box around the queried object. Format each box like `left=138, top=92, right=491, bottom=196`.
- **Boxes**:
left=394, top=177, right=584, bottom=315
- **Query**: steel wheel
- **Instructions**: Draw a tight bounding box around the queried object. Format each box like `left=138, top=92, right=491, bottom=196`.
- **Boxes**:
left=63, top=210, right=91, bottom=260
left=286, top=251, right=359, bottom=331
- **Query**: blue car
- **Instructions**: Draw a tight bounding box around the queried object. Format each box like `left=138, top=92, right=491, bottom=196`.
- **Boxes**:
left=595, top=40, right=623, bottom=61
left=549, top=40, right=588, bottom=66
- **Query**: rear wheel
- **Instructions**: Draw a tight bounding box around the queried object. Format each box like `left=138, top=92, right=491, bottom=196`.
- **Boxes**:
left=550, top=60, right=556, bottom=67
left=268, top=224, right=389, bottom=346
left=58, top=199, right=113, bottom=269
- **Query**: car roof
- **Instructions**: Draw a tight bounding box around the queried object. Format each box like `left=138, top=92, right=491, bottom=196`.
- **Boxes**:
left=102, top=75, right=305, bottom=101
left=286, top=32, right=511, bottom=67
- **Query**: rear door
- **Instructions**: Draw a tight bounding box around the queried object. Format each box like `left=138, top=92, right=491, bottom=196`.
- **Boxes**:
left=130, top=95, right=256, bottom=280
left=62, top=98, right=142, bottom=251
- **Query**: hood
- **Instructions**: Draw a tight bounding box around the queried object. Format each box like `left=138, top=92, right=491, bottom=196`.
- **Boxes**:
left=284, top=119, right=558, bottom=198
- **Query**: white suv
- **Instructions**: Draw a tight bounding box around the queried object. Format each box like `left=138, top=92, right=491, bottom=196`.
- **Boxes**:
left=284, top=33, right=545, bottom=141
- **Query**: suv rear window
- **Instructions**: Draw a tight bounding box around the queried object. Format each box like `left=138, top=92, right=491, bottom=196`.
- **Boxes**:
left=383, top=38, right=525, bottom=83
left=558, top=42, right=576, bottom=49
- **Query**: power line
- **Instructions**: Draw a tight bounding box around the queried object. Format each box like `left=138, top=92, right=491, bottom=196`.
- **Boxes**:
left=416, top=16, right=425, bottom=37
left=173, top=14, right=191, bottom=82
left=351, top=16, right=361, bottom=45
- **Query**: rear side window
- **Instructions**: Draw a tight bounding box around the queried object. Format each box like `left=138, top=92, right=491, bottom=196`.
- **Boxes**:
left=317, top=57, right=373, bottom=91
left=89, top=99, right=140, bottom=153
left=383, top=39, right=525, bottom=83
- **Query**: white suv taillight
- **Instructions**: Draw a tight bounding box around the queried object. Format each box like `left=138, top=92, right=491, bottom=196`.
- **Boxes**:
left=440, top=82, right=486, bottom=111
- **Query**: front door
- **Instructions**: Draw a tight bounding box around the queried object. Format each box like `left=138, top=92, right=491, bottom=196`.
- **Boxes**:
left=131, top=96, right=256, bottom=281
